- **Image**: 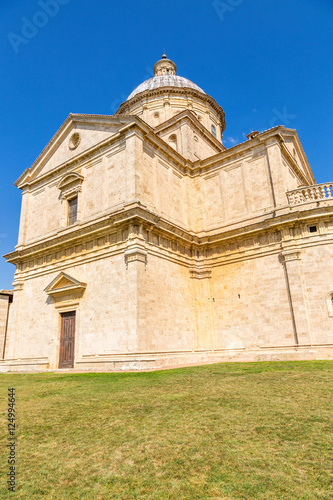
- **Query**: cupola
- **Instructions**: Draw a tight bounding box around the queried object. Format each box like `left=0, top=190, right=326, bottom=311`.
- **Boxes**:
left=153, top=53, right=177, bottom=76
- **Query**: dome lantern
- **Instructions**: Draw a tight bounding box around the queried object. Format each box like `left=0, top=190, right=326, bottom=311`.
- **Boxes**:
left=153, top=53, right=177, bottom=76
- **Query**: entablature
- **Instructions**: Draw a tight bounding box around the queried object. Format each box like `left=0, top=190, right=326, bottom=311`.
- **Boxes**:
left=117, top=86, right=225, bottom=130
left=5, top=204, right=333, bottom=283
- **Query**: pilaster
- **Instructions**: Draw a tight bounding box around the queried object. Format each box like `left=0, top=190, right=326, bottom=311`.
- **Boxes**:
left=280, top=249, right=312, bottom=346
left=190, top=266, right=214, bottom=350
left=124, top=230, right=148, bottom=353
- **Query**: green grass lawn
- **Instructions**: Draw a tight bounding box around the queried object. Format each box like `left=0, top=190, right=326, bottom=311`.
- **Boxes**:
left=1, top=360, right=332, bottom=499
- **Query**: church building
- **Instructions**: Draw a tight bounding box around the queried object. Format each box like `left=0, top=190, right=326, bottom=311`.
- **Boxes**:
left=1, top=54, right=333, bottom=371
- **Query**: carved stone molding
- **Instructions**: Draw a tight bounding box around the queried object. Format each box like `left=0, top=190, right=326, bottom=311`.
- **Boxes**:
left=12, top=281, right=24, bottom=292
left=280, top=250, right=301, bottom=263
left=124, top=243, right=148, bottom=267
left=44, top=272, right=87, bottom=299
left=58, top=172, right=84, bottom=200
left=68, top=132, right=81, bottom=151
left=190, top=267, right=212, bottom=279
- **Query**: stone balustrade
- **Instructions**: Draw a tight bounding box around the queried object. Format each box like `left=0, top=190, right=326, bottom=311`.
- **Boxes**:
left=287, top=183, right=333, bottom=205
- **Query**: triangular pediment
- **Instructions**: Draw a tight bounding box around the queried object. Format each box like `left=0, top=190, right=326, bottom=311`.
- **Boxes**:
left=15, top=114, right=136, bottom=188
left=44, top=272, right=86, bottom=297
left=154, top=110, right=225, bottom=161
left=155, top=110, right=225, bottom=153
left=279, top=128, right=315, bottom=185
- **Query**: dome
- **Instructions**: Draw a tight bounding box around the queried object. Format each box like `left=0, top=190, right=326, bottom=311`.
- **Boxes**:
left=126, top=53, right=206, bottom=101
left=116, top=53, right=226, bottom=139
left=127, top=75, right=206, bottom=100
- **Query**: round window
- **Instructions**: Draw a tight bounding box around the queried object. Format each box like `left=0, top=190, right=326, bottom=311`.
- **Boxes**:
left=69, top=133, right=81, bottom=150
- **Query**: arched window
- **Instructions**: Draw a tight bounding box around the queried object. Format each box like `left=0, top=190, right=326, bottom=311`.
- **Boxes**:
left=211, top=124, right=217, bottom=138
left=58, top=173, right=84, bottom=227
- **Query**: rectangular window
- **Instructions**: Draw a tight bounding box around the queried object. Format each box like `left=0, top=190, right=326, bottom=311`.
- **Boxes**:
left=68, top=197, right=78, bottom=225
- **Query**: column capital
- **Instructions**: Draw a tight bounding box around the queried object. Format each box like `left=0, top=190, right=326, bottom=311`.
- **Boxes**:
left=190, top=267, right=212, bottom=279
left=280, top=250, right=301, bottom=263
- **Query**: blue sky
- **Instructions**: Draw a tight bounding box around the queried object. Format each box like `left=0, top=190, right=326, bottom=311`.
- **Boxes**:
left=0, top=0, right=332, bottom=288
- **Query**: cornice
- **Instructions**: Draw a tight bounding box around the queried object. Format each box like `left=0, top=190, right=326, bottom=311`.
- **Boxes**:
left=189, top=126, right=315, bottom=182
left=14, top=117, right=315, bottom=197
left=15, top=114, right=139, bottom=188
left=193, top=126, right=283, bottom=171
left=5, top=203, right=333, bottom=269
left=16, top=116, right=195, bottom=190
left=16, top=116, right=133, bottom=189
left=139, top=126, right=193, bottom=174
left=280, top=143, right=311, bottom=186
left=198, top=204, right=333, bottom=246
left=278, top=128, right=314, bottom=183
left=3, top=204, right=197, bottom=265
left=116, top=86, right=226, bottom=131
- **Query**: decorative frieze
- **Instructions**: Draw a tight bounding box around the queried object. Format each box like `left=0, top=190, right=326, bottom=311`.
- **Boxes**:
left=6, top=201, right=333, bottom=285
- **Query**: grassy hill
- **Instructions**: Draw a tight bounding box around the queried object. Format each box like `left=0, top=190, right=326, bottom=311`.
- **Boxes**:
left=1, top=360, right=332, bottom=499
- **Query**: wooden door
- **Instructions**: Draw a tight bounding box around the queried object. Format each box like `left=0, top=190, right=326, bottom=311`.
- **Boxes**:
left=59, top=311, right=76, bottom=368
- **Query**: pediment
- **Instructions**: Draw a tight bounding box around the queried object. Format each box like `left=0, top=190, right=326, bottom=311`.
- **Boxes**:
left=15, top=114, right=134, bottom=189
left=279, top=128, right=315, bottom=185
left=58, top=172, right=84, bottom=190
left=155, top=110, right=225, bottom=153
left=57, top=172, right=84, bottom=200
left=44, top=272, right=87, bottom=298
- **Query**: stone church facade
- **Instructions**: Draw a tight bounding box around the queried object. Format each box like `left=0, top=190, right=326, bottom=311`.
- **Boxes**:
left=1, top=54, right=333, bottom=371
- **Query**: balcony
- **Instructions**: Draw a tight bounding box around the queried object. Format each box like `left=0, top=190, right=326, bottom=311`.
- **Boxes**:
left=287, top=183, right=333, bottom=206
